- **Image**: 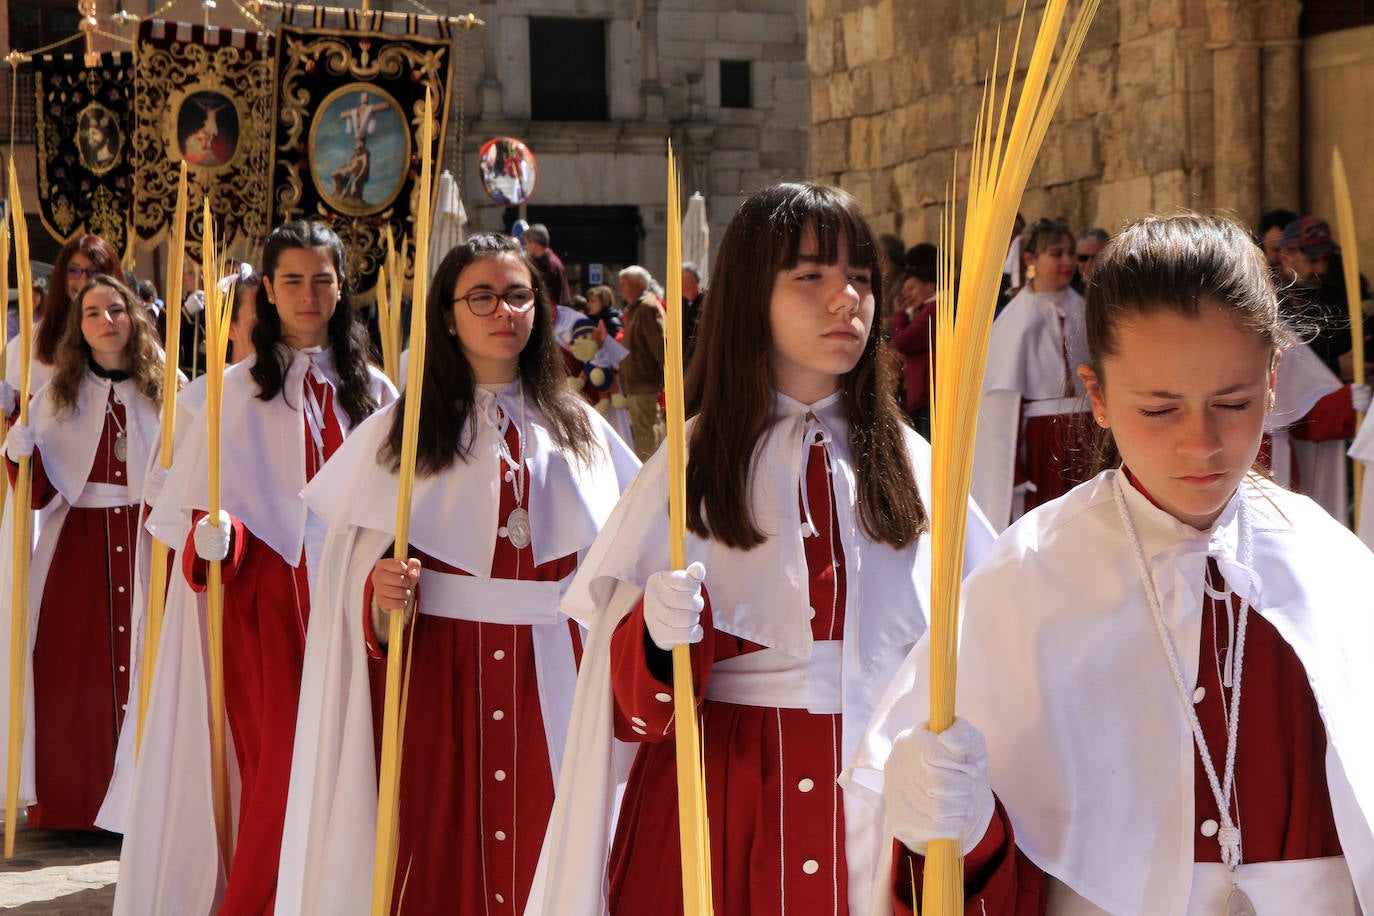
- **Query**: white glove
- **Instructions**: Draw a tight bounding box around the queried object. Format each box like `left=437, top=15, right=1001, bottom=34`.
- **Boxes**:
left=5, top=423, right=35, bottom=460
left=182, top=290, right=206, bottom=317
left=1350, top=383, right=1372, bottom=414
left=143, top=464, right=170, bottom=508
left=884, top=717, right=995, bottom=856
left=644, top=561, right=706, bottom=650
left=0, top=381, right=15, bottom=416
left=194, top=509, right=232, bottom=562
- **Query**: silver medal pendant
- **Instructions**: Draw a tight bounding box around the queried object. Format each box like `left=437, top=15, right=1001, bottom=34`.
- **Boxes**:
left=506, top=507, right=531, bottom=550
left=1227, top=887, right=1257, bottom=916
left=114, top=433, right=128, bottom=463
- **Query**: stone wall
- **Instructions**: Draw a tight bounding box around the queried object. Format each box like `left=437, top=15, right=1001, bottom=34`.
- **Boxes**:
left=809, top=0, right=1316, bottom=246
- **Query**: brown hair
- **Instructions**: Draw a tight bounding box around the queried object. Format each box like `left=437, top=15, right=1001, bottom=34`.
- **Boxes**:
left=1085, top=212, right=1290, bottom=469
left=1020, top=217, right=1074, bottom=259
left=377, top=233, right=598, bottom=475
left=38, top=234, right=123, bottom=365
left=684, top=182, right=927, bottom=549
left=49, top=275, right=163, bottom=417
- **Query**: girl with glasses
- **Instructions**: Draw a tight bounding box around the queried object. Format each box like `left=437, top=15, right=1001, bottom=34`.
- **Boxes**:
left=117, top=220, right=396, bottom=915
left=276, top=233, right=638, bottom=915
left=0, top=276, right=163, bottom=832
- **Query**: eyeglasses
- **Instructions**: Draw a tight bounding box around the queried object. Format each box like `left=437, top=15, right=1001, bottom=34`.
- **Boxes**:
left=454, top=286, right=537, bottom=316
left=67, top=265, right=103, bottom=282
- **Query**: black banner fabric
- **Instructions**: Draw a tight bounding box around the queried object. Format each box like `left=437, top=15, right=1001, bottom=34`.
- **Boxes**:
left=132, top=19, right=275, bottom=260
left=270, top=10, right=452, bottom=301
left=33, top=51, right=134, bottom=253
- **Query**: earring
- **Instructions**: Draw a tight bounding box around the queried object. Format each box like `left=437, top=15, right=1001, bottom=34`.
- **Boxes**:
left=1096, top=414, right=1107, bottom=426
left=447, top=325, right=457, bottom=336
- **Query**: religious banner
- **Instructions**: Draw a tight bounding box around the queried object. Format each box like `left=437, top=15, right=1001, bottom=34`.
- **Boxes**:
left=270, top=8, right=452, bottom=300
left=131, top=19, right=275, bottom=259
left=33, top=51, right=134, bottom=254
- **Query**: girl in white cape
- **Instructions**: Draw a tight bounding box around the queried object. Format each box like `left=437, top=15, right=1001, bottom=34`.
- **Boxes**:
left=115, top=222, right=395, bottom=915
left=847, top=213, right=1374, bottom=915
left=0, top=275, right=163, bottom=830
left=275, top=233, right=637, bottom=916
left=536, top=183, right=993, bottom=916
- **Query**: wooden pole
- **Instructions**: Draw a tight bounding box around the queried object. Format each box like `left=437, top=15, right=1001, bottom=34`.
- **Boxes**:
left=664, top=141, right=713, bottom=916
left=1332, top=148, right=1365, bottom=528
left=136, top=162, right=188, bottom=755
left=4, top=161, right=36, bottom=858
left=371, top=88, right=434, bottom=916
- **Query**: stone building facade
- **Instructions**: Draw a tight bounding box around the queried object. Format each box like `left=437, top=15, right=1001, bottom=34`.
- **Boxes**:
left=443, top=0, right=810, bottom=290
left=809, top=0, right=1374, bottom=259
left=2, top=0, right=813, bottom=286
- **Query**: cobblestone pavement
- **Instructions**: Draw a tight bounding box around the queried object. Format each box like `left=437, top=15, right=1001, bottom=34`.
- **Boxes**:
left=0, top=815, right=119, bottom=914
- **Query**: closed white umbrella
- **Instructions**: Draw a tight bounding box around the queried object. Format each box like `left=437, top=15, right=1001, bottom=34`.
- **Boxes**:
left=682, top=192, right=709, bottom=278
left=428, top=169, right=467, bottom=269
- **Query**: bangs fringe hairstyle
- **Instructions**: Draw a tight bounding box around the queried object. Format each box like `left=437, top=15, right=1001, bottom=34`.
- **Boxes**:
left=1086, top=211, right=1290, bottom=470
left=38, top=234, right=123, bottom=365
left=50, top=275, right=164, bottom=417
left=684, top=181, right=926, bottom=549
left=249, top=220, right=378, bottom=426
left=377, top=233, right=598, bottom=475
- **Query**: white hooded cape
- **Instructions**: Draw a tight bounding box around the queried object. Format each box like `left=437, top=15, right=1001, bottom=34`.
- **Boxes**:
left=112, top=349, right=395, bottom=916
left=0, top=371, right=158, bottom=814
left=845, top=471, right=1374, bottom=915
left=274, top=384, right=639, bottom=916
left=971, top=285, right=1089, bottom=532
left=532, top=392, right=995, bottom=916
left=1267, top=339, right=1347, bottom=522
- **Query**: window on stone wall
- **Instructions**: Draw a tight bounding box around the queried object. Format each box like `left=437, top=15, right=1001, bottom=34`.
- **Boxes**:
left=529, top=17, right=608, bottom=122
left=720, top=60, right=751, bottom=109
left=1301, top=1, right=1373, bottom=35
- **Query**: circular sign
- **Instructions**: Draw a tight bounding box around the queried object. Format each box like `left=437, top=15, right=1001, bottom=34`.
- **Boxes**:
left=176, top=90, right=240, bottom=170
left=479, top=137, right=537, bottom=206
left=308, top=84, right=412, bottom=216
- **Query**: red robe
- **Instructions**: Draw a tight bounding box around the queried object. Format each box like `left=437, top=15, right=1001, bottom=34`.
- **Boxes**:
left=360, top=421, right=579, bottom=916
left=12, top=390, right=137, bottom=830
left=608, top=436, right=850, bottom=915
left=893, top=491, right=1343, bottom=913
left=181, top=372, right=344, bottom=915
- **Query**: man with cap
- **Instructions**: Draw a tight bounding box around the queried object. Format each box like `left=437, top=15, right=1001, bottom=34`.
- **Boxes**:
left=524, top=223, right=571, bottom=308
left=1278, top=216, right=1355, bottom=378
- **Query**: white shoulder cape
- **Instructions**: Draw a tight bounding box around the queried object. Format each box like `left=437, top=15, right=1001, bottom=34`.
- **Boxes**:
left=274, top=385, right=639, bottom=916
left=0, top=372, right=157, bottom=814
left=971, top=285, right=1089, bottom=531
left=845, top=471, right=1374, bottom=915
left=1268, top=340, right=1346, bottom=521
left=533, top=392, right=996, bottom=916
left=112, top=349, right=394, bottom=915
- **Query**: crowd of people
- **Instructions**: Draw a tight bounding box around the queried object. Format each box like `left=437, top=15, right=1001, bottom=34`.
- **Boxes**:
left=0, top=183, right=1369, bottom=916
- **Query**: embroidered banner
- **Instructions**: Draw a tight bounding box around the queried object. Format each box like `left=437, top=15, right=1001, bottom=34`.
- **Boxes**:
left=131, top=19, right=275, bottom=259
left=270, top=9, right=452, bottom=300
left=33, top=52, right=134, bottom=253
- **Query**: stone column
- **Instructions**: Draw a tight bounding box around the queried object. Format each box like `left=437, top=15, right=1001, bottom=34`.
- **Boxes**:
left=1207, top=0, right=1262, bottom=221
left=639, top=0, right=665, bottom=120
left=1257, top=0, right=1302, bottom=212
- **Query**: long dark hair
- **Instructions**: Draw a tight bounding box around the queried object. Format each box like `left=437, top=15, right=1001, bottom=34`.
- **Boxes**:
left=1086, top=213, right=1290, bottom=471
left=249, top=220, right=377, bottom=426
left=37, top=234, right=123, bottom=365
left=377, top=233, right=597, bottom=475
left=49, top=276, right=163, bottom=417
left=683, top=182, right=926, bottom=549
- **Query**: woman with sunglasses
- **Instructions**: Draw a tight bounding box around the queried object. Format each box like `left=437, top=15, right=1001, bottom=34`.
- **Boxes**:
left=276, top=233, right=638, bottom=916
